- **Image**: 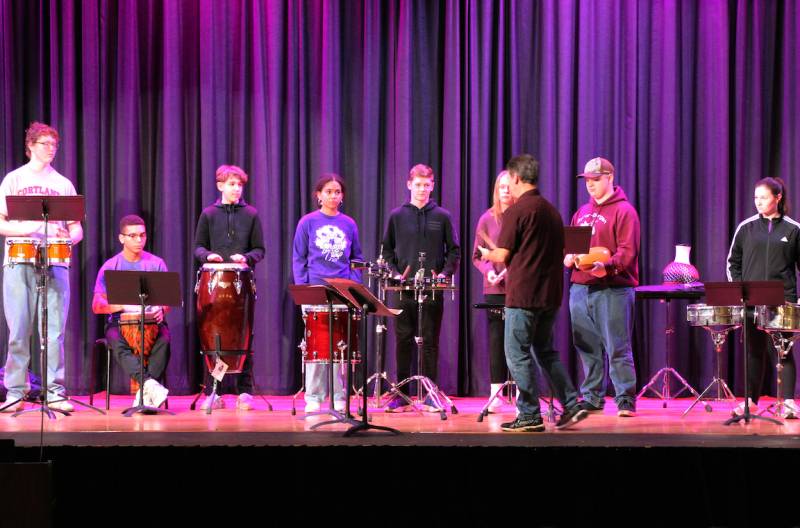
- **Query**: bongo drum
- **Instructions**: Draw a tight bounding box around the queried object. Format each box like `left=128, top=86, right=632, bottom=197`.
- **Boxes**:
left=44, top=238, right=72, bottom=265
left=195, top=263, right=256, bottom=374
left=6, top=237, right=39, bottom=265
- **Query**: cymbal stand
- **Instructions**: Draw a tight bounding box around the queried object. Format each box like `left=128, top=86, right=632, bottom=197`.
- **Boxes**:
left=682, top=325, right=739, bottom=417
left=758, top=331, right=800, bottom=419
left=356, top=255, right=395, bottom=407
left=388, top=253, right=457, bottom=421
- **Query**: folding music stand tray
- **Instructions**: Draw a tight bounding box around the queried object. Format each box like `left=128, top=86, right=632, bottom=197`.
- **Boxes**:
left=703, top=281, right=785, bottom=426
left=325, top=278, right=401, bottom=436
left=289, top=283, right=360, bottom=428
left=1, top=195, right=105, bottom=417
left=105, top=270, right=182, bottom=416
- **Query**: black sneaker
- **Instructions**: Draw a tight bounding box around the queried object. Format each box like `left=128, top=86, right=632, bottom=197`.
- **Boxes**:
left=555, top=407, right=589, bottom=430
left=501, top=416, right=545, bottom=432
left=578, top=400, right=604, bottom=414
left=617, top=400, right=636, bottom=417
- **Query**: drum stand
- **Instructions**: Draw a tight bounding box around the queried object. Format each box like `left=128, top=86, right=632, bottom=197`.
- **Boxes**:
left=356, top=263, right=396, bottom=408
left=387, top=264, right=457, bottom=421
left=682, top=326, right=738, bottom=417
left=638, top=298, right=701, bottom=407
left=758, top=331, right=800, bottom=420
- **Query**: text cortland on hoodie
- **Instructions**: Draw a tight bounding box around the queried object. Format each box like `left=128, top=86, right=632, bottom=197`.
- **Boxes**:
left=569, top=186, right=640, bottom=287
left=381, top=200, right=460, bottom=277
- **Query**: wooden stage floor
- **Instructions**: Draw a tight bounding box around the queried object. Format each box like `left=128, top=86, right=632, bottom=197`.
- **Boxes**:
left=3, top=394, right=800, bottom=449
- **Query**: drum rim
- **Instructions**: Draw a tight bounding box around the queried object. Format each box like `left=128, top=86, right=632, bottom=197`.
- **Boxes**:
left=200, top=263, right=250, bottom=271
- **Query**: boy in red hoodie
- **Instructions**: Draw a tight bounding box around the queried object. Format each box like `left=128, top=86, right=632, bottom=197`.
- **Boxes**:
left=563, top=157, right=640, bottom=417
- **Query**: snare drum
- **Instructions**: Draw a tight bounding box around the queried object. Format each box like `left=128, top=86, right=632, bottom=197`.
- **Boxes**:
left=686, top=304, right=744, bottom=328
left=756, top=303, right=800, bottom=332
left=6, top=237, right=40, bottom=264
left=45, top=238, right=72, bottom=265
left=301, top=305, right=361, bottom=363
left=195, top=263, right=256, bottom=374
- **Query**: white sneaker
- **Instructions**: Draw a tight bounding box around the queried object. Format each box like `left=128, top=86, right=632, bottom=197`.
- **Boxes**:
left=334, top=400, right=346, bottom=412
left=732, top=398, right=758, bottom=417
left=783, top=399, right=799, bottom=419
left=236, top=393, right=254, bottom=411
left=200, top=394, right=225, bottom=410
left=132, top=391, right=142, bottom=407
left=48, top=399, right=74, bottom=412
left=144, top=379, right=169, bottom=408
left=304, top=400, right=321, bottom=413
left=487, top=384, right=504, bottom=413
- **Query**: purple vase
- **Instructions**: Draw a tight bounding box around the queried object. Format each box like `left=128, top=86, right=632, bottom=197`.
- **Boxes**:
left=662, top=244, right=700, bottom=285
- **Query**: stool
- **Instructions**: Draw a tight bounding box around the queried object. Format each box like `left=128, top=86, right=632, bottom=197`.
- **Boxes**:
left=89, top=338, right=169, bottom=410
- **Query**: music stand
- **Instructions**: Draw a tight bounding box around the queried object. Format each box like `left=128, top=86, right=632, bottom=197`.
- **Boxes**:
left=288, top=284, right=359, bottom=428
left=105, top=270, right=182, bottom=416
left=2, top=196, right=104, bottom=417
left=704, top=281, right=785, bottom=426
left=325, top=278, right=401, bottom=436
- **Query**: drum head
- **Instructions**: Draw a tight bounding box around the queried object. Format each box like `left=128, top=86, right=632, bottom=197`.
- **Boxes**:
left=200, top=262, right=250, bottom=272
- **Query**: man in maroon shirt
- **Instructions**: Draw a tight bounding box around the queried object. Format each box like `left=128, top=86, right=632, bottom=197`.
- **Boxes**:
left=479, top=154, right=588, bottom=432
left=563, top=157, right=640, bottom=417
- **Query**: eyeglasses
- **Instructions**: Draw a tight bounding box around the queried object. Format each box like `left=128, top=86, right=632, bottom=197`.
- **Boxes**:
left=35, top=141, right=59, bottom=149
left=120, top=233, right=147, bottom=240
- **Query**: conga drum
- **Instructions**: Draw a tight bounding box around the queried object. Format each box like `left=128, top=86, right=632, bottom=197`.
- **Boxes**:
left=195, top=263, right=256, bottom=373
left=119, top=311, right=160, bottom=393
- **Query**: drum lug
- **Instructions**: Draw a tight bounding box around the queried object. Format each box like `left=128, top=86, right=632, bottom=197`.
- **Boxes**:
left=234, top=277, right=242, bottom=295
left=312, top=351, right=318, bottom=360
left=194, top=270, right=201, bottom=295
left=208, top=273, right=217, bottom=296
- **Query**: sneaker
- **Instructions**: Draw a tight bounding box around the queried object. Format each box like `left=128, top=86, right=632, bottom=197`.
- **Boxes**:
left=556, top=406, right=589, bottom=430
left=200, top=394, right=225, bottom=410
left=304, top=400, right=321, bottom=413
left=132, top=391, right=142, bottom=407
left=333, top=400, right=346, bottom=412
left=578, top=400, right=604, bottom=414
left=501, top=416, right=545, bottom=432
left=48, top=399, right=75, bottom=413
left=236, top=393, right=254, bottom=411
left=422, top=395, right=442, bottom=413
left=487, top=397, right=504, bottom=413
left=731, top=398, right=758, bottom=417
left=0, top=398, right=24, bottom=413
left=617, top=400, right=636, bottom=417
left=143, top=379, right=169, bottom=408
left=783, top=399, right=798, bottom=419
left=384, top=395, right=412, bottom=413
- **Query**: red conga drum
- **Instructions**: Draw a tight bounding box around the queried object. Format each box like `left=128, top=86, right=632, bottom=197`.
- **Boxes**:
left=195, top=263, right=256, bottom=374
left=119, top=311, right=159, bottom=393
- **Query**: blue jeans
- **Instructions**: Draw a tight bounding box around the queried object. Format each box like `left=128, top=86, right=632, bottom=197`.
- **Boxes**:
left=305, top=363, right=345, bottom=403
left=569, top=284, right=637, bottom=407
left=3, top=265, right=70, bottom=400
left=504, top=307, right=579, bottom=419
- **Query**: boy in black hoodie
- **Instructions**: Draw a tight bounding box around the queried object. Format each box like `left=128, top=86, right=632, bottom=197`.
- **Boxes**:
left=194, top=165, right=265, bottom=410
left=381, top=164, right=460, bottom=412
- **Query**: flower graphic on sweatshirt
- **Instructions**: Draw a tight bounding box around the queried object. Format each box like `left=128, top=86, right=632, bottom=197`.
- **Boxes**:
left=315, top=224, right=347, bottom=261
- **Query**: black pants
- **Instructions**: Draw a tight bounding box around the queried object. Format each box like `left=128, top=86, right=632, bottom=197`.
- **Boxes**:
left=106, top=324, right=170, bottom=384
left=203, top=352, right=254, bottom=395
left=745, top=313, right=797, bottom=403
left=393, top=293, right=444, bottom=396
left=485, top=294, right=507, bottom=384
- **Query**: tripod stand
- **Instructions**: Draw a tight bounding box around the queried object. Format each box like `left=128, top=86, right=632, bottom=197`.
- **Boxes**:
left=386, top=253, right=457, bottom=421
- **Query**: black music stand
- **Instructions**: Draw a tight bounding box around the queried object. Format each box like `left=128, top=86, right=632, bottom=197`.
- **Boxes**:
left=705, top=281, right=785, bottom=426
left=289, top=284, right=359, bottom=428
left=106, top=270, right=182, bottom=416
left=2, top=196, right=104, bottom=417
left=635, top=284, right=704, bottom=407
left=325, top=278, right=401, bottom=436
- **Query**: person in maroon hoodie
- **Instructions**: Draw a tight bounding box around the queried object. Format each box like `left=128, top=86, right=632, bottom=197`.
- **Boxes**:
left=564, top=157, right=641, bottom=417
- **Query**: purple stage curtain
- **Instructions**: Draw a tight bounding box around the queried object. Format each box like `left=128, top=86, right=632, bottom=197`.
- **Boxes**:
left=0, top=1, right=798, bottom=398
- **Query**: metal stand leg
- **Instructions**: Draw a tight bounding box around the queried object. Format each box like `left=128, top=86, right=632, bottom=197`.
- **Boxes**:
left=683, top=329, right=737, bottom=417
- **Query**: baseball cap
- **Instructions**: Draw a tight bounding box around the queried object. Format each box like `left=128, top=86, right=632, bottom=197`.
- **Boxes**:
left=577, top=157, right=615, bottom=178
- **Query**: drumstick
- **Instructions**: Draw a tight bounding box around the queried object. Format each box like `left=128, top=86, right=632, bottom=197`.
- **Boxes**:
left=399, top=265, right=412, bottom=281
